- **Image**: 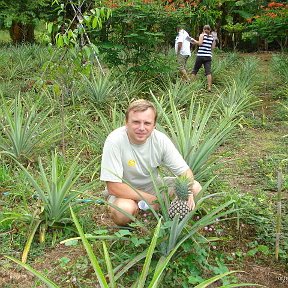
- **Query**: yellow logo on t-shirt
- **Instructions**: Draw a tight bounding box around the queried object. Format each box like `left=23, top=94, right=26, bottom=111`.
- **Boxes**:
left=128, top=160, right=136, bottom=167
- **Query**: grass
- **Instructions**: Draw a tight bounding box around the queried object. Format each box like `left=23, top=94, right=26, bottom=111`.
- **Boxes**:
left=0, top=30, right=10, bottom=43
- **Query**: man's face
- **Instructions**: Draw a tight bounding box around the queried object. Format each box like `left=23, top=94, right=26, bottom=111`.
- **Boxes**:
left=126, top=108, right=156, bottom=145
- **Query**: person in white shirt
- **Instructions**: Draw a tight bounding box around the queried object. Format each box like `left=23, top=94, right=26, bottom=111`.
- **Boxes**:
left=175, top=24, right=194, bottom=81
left=100, top=99, right=202, bottom=225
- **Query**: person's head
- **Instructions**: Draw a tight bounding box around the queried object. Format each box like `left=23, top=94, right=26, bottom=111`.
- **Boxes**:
left=203, top=25, right=211, bottom=34
left=176, top=23, right=185, bottom=32
left=125, top=99, right=157, bottom=144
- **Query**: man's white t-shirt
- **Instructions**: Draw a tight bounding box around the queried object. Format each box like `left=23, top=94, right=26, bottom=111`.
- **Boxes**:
left=100, top=127, right=189, bottom=193
left=175, top=29, right=191, bottom=56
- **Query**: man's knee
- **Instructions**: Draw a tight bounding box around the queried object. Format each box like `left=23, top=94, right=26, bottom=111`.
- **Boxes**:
left=193, top=180, right=202, bottom=195
left=109, top=198, right=138, bottom=226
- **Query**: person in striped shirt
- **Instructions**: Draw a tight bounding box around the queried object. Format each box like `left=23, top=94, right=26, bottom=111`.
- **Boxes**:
left=191, top=25, right=216, bottom=92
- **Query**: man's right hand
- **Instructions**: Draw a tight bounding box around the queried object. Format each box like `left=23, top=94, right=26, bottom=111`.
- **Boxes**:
left=146, top=194, right=159, bottom=210
left=107, top=181, right=158, bottom=206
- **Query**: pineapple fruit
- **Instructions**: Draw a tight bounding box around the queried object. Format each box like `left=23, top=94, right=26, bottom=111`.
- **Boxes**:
left=168, top=175, right=192, bottom=220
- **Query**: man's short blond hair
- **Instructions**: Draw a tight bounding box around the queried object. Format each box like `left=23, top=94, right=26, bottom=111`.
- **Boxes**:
left=126, top=99, right=157, bottom=123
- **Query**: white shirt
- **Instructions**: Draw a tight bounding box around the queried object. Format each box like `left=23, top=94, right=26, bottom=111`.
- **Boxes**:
left=175, top=29, right=191, bottom=56
left=100, top=127, right=189, bottom=193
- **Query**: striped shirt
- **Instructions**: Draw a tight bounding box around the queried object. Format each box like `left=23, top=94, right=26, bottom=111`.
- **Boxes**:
left=197, top=34, right=214, bottom=57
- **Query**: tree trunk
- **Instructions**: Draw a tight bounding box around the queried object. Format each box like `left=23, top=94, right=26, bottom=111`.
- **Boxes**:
left=9, top=21, right=35, bottom=44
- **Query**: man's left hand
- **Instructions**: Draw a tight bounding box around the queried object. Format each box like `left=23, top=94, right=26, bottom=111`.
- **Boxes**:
left=187, top=192, right=195, bottom=210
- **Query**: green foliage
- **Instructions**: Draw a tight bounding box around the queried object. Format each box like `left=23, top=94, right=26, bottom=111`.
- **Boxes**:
left=81, top=71, right=116, bottom=104
left=153, top=93, right=238, bottom=181
left=212, top=52, right=239, bottom=83
left=6, top=206, right=255, bottom=287
left=223, top=22, right=246, bottom=50
left=271, top=54, right=288, bottom=85
left=217, top=81, right=258, bottom=119
left=1, top=0, right=286, bottom=52
left=0, top=45, right=51, bottom=81
left=71, top=206, right=110, bottom=288
left=5, top=213, right=178, bottom=288
left=90, top=104, right=126, bottom=147
left=231, top=190, right=288, bottom=251
left=193, top=270, right=260, bottom=288
left=217, top=57, right=260, bottom=119
left=0, top=95, right=60, bottom=163
left=102, top=3, right=166, bottom=75
left=115, top=74, right=147, bottom=100
left=54, top=5, right=111, bottom=48
left=0, top=0, right=53, bottom=28
left=247, top=2, right=288, bottom=51
left=158, top=195, right=236, bottom=257
left=0, top=41, right=287, bottom=287
left=97, top=0, right=222, bottom=75
left=0, top=164, right=12, bottom=184
left=1, top=151, right=96, bottom=263
left=156, top=76, right=202, bottom=108
left=233, top=57, right=260, bottom=91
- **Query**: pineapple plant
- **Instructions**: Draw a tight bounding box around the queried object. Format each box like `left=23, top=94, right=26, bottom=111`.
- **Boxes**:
left=168, top=175, right=192, bottom=220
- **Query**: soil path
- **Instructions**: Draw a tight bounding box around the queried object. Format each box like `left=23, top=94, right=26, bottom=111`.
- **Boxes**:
left=218, top=52, right=288, bottom=287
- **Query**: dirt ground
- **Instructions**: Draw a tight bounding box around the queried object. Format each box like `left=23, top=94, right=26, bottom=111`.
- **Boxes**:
left=1, top=52, right=287, bottom=287
left=236, top=263, right=288, bottom=288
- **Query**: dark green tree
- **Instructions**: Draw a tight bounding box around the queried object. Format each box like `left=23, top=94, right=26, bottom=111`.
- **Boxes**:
left=0, top=0, right=55, bottom=43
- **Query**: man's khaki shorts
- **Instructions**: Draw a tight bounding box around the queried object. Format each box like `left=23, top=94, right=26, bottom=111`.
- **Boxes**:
left=102, top=176, right=176, bottom=204
left=177, top=54, right=189, bottom=70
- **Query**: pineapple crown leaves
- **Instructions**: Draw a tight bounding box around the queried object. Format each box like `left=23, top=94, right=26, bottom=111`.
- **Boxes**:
left=174, top=175, right=192, bottom=201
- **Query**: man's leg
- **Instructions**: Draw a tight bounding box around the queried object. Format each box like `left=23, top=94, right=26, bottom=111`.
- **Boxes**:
left=177, top=54, right=189, bottom=81
left=109, top=198, right=139, bottom=226
left=179, top=68, right=189, bottom=81
left=190, top=73, right=196, bottom=82
left=192, top=180, right=202, bottom=196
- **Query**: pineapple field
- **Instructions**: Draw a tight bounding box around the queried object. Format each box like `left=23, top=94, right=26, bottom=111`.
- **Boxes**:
left=0, top=42, right=287, bottom=287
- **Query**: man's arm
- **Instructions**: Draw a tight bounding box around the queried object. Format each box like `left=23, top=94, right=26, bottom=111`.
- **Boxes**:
left=177, top=41, right=183, bottom=54
left=186, top=36, right=196, bottom=44
left=106, top=181, right=157, bottom=205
